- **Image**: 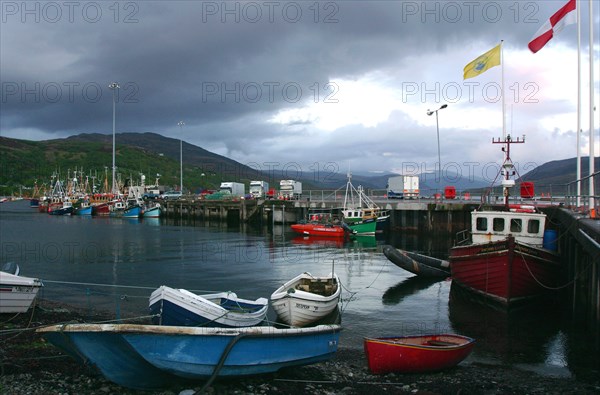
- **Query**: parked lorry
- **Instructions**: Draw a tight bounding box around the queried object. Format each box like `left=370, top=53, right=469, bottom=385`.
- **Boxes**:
left=279, top=180, right=302, bottom=200
left=387, top=175, right=419, bottom=199
left=219, top=182, right=245, bottom=197
left=249, top=180, right=269, bottom=199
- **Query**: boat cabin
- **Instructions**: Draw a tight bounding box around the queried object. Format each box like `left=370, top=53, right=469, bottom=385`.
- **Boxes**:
left=470, top=210, right=546, bottom=247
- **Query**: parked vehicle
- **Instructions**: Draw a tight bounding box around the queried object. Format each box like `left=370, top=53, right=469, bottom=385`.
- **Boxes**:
left=387, top=175, right=419, bottom=199
left=161, top=191, right=182, bottom=200
left=219, top=182, right=245, bottom=197
left=279, top=180, right=302, bottom=200
left=249, top=181, right=269, bottom=199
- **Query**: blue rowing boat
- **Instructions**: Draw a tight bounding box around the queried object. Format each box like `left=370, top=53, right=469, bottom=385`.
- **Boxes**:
left=38, top=323, right=341, bottom=389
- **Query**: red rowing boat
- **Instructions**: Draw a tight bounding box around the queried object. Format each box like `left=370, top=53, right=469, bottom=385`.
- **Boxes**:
left=364, top=334, right=475, bottom=374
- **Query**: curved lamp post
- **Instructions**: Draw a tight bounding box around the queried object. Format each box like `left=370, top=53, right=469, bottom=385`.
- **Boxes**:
left=426, top=104, right=448, bottom=181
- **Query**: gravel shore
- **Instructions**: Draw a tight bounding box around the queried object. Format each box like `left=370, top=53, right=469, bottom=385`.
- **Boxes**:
left=1, top=301, right=599, bottom=395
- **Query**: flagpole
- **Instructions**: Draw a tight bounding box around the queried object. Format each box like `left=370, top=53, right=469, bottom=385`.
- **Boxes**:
left=576, top=0, right=581, bottom=208
left=501, top=40, right=506, bottom=140
left=589, top=0, right=595, bottom=214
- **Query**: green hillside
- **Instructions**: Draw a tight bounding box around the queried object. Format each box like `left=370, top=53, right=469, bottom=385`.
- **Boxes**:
left=0, top=135, right=223, bottom=196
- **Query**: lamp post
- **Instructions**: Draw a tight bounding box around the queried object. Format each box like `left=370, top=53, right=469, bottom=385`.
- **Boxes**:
left=427, top=104, right=448, bottom=181
left=177, top=121, right=185, bottom=193
left=109, top=82, right=120, bottom=194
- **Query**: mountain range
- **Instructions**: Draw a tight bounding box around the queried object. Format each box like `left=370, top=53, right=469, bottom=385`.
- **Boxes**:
left=0, top=132, right=596, bottom=196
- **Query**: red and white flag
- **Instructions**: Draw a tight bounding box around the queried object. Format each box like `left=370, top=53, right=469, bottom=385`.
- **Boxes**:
left=528, top=0, right=576, bottom=53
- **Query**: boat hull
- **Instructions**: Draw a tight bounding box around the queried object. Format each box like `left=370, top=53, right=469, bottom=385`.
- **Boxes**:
left=92, top=202, right=111, bottom=216
left=345, top=218, right=377, bottom=235
left=123, top=205, right=142, bottom=218
left=38, top=324, right=341, bottom=386
left=270, top=273, right=341, bottom=327
left=382, top=245, right=450, bottom=278
left=40, top=329, right=177, bottom=390
left=0, top=271, right=43, bottom=313
left=364, top=334, right=475, bottom=374
left=143, top=205, right=162, bottom=218
left=48, top=206, right=73, bottom=215
left=149, top=286, right=268, bottom=328
left=290, top=223, right=346, bottom=237
left=449, top=237, right=560, bottom=308
left=74, top=206, right=93, bottom=215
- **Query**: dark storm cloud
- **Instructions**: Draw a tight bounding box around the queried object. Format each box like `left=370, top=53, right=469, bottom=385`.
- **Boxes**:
left=0, top=1, right=588, bottom=171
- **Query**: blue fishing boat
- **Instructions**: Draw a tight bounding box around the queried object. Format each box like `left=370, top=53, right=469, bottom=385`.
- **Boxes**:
left=38, top=323, right=341, bottom=388
left=143, top=203, right=162, bottom=218
left=74, top=200, right=93, bottom=216
left=123, top=204, right=143, bottom=218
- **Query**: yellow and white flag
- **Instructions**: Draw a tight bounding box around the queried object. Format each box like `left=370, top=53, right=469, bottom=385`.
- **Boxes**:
left=463, top=44, right=501, bottom=80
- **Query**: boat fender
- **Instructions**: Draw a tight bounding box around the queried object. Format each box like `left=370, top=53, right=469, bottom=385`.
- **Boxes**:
left=287, top=288, right=296, bottom=294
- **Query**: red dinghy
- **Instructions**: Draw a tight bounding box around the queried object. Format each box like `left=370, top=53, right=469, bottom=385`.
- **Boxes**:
left=364, top=334, right=475, bottom=374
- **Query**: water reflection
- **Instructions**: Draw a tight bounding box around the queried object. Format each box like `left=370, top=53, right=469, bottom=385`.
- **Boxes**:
left=382, top=277, right=441, bottom=305
left=448, top=282, right=562, bottom=366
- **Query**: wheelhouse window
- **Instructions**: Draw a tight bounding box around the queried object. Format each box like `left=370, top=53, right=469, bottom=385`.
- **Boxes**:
left=510, top=218, right=522, bottom=233
left=528, top=219, right=540, bottom=234
left=493, top=218, right=505, bottom=232
left=476, top=217, right=487, bottom=231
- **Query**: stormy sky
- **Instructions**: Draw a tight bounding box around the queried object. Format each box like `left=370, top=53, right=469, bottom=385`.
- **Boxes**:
left=1, top=1, right=598, bottom=182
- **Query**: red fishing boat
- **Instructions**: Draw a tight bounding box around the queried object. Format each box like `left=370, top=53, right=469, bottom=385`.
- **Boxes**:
left=364, top=334, right=475, bottom=374
left=291, top=210, right=353, bottom=238
left=290, top=222, right=348, bottom=237
left=449, top=135, right=561, bottom=309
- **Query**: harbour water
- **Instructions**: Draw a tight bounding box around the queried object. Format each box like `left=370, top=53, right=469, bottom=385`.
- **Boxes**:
left=0, top=200, right=597, bottom=380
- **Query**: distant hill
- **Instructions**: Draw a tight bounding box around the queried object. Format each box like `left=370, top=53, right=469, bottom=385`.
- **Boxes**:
left=0, top=132, right=594, bottom=196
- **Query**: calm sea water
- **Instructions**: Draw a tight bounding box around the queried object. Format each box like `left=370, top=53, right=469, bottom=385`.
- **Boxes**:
left=0, top=200, right=597, bottom=379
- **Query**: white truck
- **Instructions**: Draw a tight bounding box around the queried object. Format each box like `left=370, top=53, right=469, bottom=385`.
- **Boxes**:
left=249, top=180, right=269, bottom=199
left=219, top=182, right=246, bottom=197
left=387, top=175, right=419, bottom=199
left=279, top=180, right=302, bottom=200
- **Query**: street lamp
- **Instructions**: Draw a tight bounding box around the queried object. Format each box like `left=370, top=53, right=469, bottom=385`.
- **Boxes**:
left=109, top=82, right=120, bottom=194
left=427, top=104, right=448, bottom=181
left=177, top=121, right=185, bottom=193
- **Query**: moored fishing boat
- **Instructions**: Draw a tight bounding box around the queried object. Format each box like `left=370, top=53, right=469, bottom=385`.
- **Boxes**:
left=73, top=199, right=93, bottom=215
left=48, top=200, right=73, bottom=216
left=149, top=286, right=268, bottom=327
left=364, top=334, right=475, bottom=374
left=270, top=272, right=341, bottom=327
left=341, top=173, right=386, bottom=234
left=449, top=135, right=561, bottom=309
left=142, top=202, right=162, bottom=218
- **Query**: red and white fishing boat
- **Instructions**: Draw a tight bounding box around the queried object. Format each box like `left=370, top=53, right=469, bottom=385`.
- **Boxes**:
left=449, top=135, right=561, bottom=309
left=290, top=223, right=348, bottom=237
left=290, top=210, right=353, bottom=238
left=364, top=334, right=475, bottom=374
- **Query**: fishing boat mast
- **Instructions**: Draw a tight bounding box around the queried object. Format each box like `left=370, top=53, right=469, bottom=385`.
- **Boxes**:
left=492, top=134, right=525, bottom=206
